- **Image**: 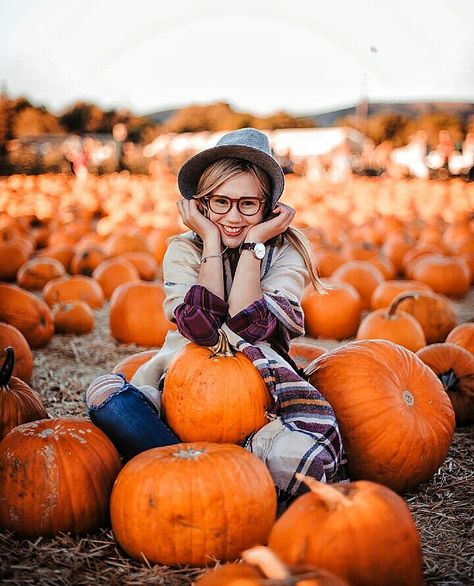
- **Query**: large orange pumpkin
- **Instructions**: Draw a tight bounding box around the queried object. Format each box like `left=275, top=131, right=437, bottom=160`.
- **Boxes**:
left=302, top=280, right=362, bottom=340
left=0, top=324, right=33, bottom=383
left=370, top=279, right=432, bottom=310
left=306, top=340, right=455, bottom=492
left=0, top=347, right=48, bottom=440
left=110, top=443, right=276, bottom=566
left=109, top=281, right=174, bottom=347
left=0, top=283, right=54, bottom=348
left=356, top=293, right=427, bottom=352
left=163, top=331, right=272, bottom=443
left=416, top=343, right=474, bottom=427
left=0, top=417, right=122, bottom=536
left=409, top=254, right=471, bottom=296
left=268, top=476, right=424, bottom=586
left=446, top=323, right=474, bottom=356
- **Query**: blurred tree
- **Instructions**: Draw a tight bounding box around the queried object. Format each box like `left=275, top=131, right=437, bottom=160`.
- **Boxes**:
left=403, top=112, right=464, bottom=150
left=59, top=101, right=105, bottom=133
left=12, top=107, right=63, bottom=137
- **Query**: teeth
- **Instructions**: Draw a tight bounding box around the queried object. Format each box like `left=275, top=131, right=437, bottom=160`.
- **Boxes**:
left=222, top=226, right=243, bottom=234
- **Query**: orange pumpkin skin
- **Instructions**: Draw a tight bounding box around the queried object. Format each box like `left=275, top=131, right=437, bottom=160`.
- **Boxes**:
left=0, top=238, right=32, bottom=281
left=416, top=343, right=474, bottom=427
left=0, top=347, right=48, bottom=440
left=331, top=261, right=385, bottom=310
left=35, top=244, right=75, bottom=271
left=163, top=341, right=272, bottom=444
left=395, top=291, right=458, bottom=344
left=356, top=294, right=427, bottom=353
left=302, top=281, right=362, bottom=340
left=109, top=281, right=174, bottom=347
left=269, top=479, right=424, bottom=586
left=370, top=279, right=432, bottom=310
left=409, top=255, right=471, bottom=296
left=0, top=324, right=33, bottom=383
left=0, top=283, right=54, bottom=348
left=289, top=342, right=328, bottom=370
left=446, top=323, right=474, bottom=356
left=112, top=349, right=159, bottom=380
left=92, top=258, right=140, bottom=299
left=110, top=443, right=277, bottom=566
left=307, top=340, right=455, bottom=492
left=52, top=301, right=95, bottom=335
left=117, top=251, right=158, bottom=281
left=16, top=256, right=66, bottom=290
left=69, top=246, right=107, bottom=276
left=0, top=417, right=121, bottom=536
left=43, top=275, right=105, bottom=309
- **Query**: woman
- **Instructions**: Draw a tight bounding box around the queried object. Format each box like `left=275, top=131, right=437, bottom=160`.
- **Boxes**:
left=86, top=128, right=346, bottom=499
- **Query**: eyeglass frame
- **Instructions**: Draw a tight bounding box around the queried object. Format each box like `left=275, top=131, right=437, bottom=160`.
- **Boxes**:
left=202, top=195, right=266, bottom=217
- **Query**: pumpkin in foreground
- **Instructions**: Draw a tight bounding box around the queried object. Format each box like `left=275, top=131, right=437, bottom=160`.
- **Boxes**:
left=0, top=323, right=33, bottom=383
left=0, top=418, right=122, bottom=536
left=196, top=546, right=349, bottom=585
left=110, top=442, right=276, bottom=566
left=162, top=331, right=272, bottom=443
left=0, top=346, right=48, bottom=440
left=268, top=476, right=424, bottom=586
left=307, top=339, right=455, bottom=492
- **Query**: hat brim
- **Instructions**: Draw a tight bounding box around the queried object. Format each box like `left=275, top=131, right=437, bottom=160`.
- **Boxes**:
left=177, top=144, right=285, bottom=207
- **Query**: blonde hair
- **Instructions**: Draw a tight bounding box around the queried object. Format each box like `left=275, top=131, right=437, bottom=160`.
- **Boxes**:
left=194, top=158, right=324, bottom=293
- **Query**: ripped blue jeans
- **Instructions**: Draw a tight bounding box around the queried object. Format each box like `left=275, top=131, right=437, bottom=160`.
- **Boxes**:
left=86, top=374, right=179, bottom=460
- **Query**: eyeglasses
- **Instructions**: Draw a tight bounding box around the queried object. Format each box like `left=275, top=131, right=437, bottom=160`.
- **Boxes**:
left=203, top=195, right=265, bottom=216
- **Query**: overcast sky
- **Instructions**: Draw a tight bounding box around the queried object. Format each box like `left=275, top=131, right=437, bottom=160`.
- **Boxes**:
left=1, top=0, right=473, bottom=116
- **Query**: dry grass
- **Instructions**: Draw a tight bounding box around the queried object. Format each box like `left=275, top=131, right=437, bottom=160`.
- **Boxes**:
left=1, top=291, right=473, bottom=585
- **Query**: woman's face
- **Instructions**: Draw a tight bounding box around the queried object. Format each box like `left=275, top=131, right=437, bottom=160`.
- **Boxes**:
left=204, top=172, right=266, bottom=248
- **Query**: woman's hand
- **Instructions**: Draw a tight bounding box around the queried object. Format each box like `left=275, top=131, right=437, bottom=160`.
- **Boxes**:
left=176, top=199, right=221, bottom=244
left=245, top=203, right=296, bottom=243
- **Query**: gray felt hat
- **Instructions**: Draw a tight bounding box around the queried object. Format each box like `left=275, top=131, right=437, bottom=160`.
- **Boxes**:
left=177, top=128, right=285, bottom=207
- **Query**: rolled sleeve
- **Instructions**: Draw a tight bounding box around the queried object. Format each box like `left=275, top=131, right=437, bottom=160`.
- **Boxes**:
left=174, top=284, right=228, bottom=346
left=226, top=298, right=278, bottom=343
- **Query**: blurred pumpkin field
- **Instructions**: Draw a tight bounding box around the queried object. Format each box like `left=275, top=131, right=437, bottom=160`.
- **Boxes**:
left=0, top=171, right=473, bottom=585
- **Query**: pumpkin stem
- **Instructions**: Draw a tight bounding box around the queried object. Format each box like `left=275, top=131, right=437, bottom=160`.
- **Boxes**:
left=209, top=329, right=235, bottom=358
left=295, top=474, right=352, bottom=508
left=0, top=346, right=15, bottom=386
left=387, top=292, right=419, bottom=318
left=241, top=546, right=290, bottom=579
left=440, top=369, right=459, bottom=390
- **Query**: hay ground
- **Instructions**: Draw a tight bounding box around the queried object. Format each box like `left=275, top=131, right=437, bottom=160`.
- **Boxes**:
left=1, top=290, right=473, bottom=585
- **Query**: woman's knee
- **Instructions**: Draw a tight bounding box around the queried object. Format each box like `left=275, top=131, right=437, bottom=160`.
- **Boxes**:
left=86, top=373, right=125, bottom=408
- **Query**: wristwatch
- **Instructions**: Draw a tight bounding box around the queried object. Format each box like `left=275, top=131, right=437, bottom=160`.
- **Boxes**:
left=240, top=242, right=266, bottom=260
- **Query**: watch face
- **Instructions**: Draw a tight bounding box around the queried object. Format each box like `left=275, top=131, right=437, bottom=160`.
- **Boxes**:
left=254, top=242, right=266, bottom=259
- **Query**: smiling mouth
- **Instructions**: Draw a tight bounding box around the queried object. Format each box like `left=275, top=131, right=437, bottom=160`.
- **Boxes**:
left=220, top=226, right=245, bottom=237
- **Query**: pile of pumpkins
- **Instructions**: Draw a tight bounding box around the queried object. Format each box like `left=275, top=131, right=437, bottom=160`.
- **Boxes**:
left=0, top=173, right=473, bottom=585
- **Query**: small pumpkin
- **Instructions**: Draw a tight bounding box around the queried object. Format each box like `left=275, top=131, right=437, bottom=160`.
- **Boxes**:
left=446, top=323, right=474, bottom=356
left=417, top=343, right=474, bottom=427
left=409, top=254, right=471, bottom=296
left=306, top=339, right=455, bottom=492
left=196, top=546, right=349, bottom=585
left=0, top=237, right=33, bottom=281
left=16, top=256, right=65, bottom=290
left=117, top=251, right=159, bottom=281
left=289, top=342, right=328, bottom=371
left=0, top=417, right=122, bottom=536
left=331, top=260, right=385, bottom=310
left=69, top=245, right=107, bottom=276
left=92, top=257, right=140, bottom=299
left=112, top=349, right=159, bottom=380
left=356, top=293, right=427, bottom=352
left=269, top=476, right=423, bottom=586
left=370, top=279, right=432, bottom=310
left=302, top=280, right=362, bottom=341
left=110, top=442, right=276, bottom=566
left=0, top=347, right=48, bottom=440
left=52, top=301, right=95, bottom=335
left=43, top=275, right=105, bottom=309
left=0, top=324, right=33, bottom=383
left=163, top=331, right=272, bottom=443
left=395, top=291, right=458, bottom=343
left=0, top=283, right=54, bottom=348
